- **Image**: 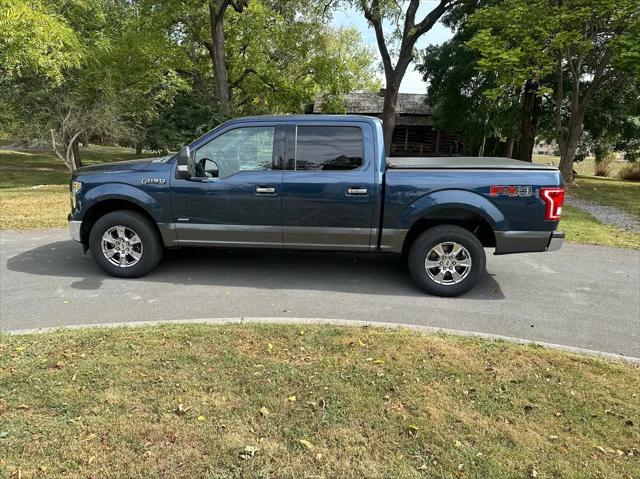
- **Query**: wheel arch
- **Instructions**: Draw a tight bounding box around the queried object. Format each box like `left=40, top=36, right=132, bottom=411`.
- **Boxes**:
left=80, top=199, right=163, bottom=249
left=402, top=207, right=496, bottom=254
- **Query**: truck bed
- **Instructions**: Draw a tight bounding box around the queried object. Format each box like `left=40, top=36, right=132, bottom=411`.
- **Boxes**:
left=386, top=156, right=558, bottom=171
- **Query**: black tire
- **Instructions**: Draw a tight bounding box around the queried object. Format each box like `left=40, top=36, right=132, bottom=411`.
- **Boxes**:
left=89, top=210, right=163, bottom=278
left=408, top=225, right=486, bottom=297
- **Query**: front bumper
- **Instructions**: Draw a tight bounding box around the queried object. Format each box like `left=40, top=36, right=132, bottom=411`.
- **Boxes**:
left=494, top=230, right=564, bottom=255
left=69, top=220, right=82, bottom=242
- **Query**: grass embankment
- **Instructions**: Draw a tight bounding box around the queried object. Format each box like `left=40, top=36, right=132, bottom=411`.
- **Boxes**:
left=1, top=324, right=638, bottom=478
left=561, top=206, right=640, bottom=249
left=0, top=145, right=155, bottom=229
left=559, top=176, right=640, bottom=249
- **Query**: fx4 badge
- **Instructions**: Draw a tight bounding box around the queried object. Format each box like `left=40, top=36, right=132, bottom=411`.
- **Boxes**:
left=489, top=185, right=533, bottom=197
left=141, top=178, right=166, bottom=185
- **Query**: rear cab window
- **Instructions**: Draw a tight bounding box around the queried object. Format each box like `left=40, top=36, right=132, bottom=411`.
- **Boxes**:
left=293, top=126, right=364, bottom=171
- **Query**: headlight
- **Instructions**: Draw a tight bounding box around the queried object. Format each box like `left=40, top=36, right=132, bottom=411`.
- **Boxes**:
left=71, top=181, right=82, bottom=193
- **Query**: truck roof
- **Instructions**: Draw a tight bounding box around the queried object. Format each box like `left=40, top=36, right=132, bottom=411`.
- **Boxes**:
left=223, top=114, right=382, bottom=124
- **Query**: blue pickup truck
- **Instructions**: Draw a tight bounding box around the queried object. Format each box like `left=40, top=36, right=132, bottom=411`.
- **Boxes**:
left=69, top=115, right=564, bottom=296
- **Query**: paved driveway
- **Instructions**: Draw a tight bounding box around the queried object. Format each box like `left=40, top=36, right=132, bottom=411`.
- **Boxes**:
left=1, top=229, right=638, bottom=357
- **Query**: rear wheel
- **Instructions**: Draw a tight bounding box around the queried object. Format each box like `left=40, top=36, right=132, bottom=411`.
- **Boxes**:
left=408, top=225, right=486, bottom=297
left=89, top=210, right=163, bottom=278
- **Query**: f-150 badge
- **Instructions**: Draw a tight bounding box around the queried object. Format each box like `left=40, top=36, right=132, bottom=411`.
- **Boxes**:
left=489, top=185, right=533, bottom=197
left=141, top=178, right=166, bottom=185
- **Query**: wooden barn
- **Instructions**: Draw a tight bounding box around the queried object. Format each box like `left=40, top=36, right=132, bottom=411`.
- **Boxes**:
left=307, top=90, right=463, bottom=157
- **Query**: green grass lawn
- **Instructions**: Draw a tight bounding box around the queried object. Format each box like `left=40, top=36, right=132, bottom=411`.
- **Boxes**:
left=570, top=176, right=640, bottom=219
left=1, top=324, right=638, bottom=479
left=561, top=206, right=640, bottom=249
left=533, top=155, right=628, bottom=178
left=0, top=144, right=156, bottom=229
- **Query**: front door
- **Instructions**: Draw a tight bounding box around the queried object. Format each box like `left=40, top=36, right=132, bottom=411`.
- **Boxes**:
left=282, top=121, right=376, bottom=250
left=171, top=122, right=285, bottom=247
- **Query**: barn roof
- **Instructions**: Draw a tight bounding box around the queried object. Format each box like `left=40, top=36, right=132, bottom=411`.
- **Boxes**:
left=313, top=91, right=432, bottom=115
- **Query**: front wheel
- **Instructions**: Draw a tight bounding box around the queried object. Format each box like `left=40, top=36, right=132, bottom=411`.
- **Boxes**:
left=408, top=225, right=486, bottom=297
left=89, top=210, right=163, bottom=278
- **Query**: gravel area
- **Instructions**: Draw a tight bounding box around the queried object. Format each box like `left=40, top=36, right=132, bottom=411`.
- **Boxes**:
left=566, top=196, right=640, bottom=233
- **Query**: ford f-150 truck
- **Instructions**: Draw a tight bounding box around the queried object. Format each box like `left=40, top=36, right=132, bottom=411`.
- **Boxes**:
left=68, top=115, right=564, bottom=296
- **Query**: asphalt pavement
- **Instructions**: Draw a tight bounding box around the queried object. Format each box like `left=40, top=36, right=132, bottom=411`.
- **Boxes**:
left=1, top=228, right=638, bottom=358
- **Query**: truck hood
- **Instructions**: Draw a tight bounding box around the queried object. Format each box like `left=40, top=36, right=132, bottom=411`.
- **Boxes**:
left=75, top=158, right=162, bottom=174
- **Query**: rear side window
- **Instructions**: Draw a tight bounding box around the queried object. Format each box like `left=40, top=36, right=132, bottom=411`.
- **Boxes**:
left=295, top=126, right=363, bottom=171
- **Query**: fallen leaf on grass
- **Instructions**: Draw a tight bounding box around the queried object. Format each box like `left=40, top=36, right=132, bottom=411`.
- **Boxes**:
left=298, top=439, right=314, bottom=450
left=407, top=425, right=420, bottom=437
left=239, top=445, right=259, bottom=460
left=259, top=407, right=270, bottom=417
left=197, top=416, right=205, bottom=422
left=175, top=404, right=191, bottom=416
left=287, top=395, right=296, bottom=402
left=16, top=404, right=30, bottom=410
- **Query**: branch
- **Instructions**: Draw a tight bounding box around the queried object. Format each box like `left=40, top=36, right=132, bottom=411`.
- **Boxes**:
left=228, top=0, right=247, bottom=13
left=360, top=0, right=393, bottom=77
left=322, top=0, right=336, bottom=18
left=230, top=68, right=256, bottom=89
left=580, top=49, right=611, bottom=109
left=66, top=131, right=82, bottom=172
left=50, top=129, right=71, bottom=171
left=414, top=0, right=463, bottom=37
left=554, top=54, right=564, bottom=144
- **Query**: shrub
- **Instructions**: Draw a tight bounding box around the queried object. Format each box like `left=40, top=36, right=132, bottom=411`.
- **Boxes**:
left=618, top=162, right=640, bottom=181
left=594, top=151, right=618, bottom=176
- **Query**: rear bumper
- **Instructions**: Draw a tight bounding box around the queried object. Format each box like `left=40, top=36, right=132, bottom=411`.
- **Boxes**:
left=494, top=230, right=564, bottom=255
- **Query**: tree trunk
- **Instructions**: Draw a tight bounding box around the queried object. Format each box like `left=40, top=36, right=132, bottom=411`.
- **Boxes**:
left=503, top=138, right=514, bottom=158
left=517, top=79, right=540, bottom=162
left=381, top=84, right=400, bottom=156
left=80, top=132, right=89, bottom=148
left=136, top=143, right=143, bottom=156
left=209, top=1, right=231, bottom=105
left=71, top=137, right=82, bottom=168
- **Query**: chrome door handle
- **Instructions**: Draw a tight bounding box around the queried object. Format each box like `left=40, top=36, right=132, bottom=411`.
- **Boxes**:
left=346, top=187, right=369, bottom=196
left=255, top=186, right=276, bottom=195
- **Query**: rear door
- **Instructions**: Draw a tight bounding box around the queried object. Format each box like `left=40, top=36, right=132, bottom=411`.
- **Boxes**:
left=281, top=121, right=376, bottom=250
left=171, top=121, right=285, bottom=247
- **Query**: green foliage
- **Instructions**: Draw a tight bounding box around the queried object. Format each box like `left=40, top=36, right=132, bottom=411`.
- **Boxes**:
left=2, top=0, right=379, bottom=152
left=467, top=0, right=640, bottom=179
left=0, top=0, right=82, bottom=83
left=224, top=1, right=379, bottom=113
left=419, top=23, right=521, bottom=156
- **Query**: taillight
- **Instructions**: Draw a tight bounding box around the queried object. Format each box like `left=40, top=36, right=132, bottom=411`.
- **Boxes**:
left=540, top=187, right=564, bottom=221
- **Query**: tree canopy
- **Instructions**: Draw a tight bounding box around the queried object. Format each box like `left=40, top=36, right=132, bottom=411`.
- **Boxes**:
left=466, top=0, right=640, bottom=180
left=0, top=0, right=379, bottom=162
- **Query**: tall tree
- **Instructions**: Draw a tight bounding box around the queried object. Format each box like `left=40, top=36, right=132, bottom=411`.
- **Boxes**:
left=205, top=0, right=248, bottom=105
left=467, top=0, right=640, bottom=181
left=351, top=0, right=471, bottom=154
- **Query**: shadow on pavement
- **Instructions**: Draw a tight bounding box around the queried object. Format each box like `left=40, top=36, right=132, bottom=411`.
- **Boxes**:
left=6, top=240, right=505, bottom=299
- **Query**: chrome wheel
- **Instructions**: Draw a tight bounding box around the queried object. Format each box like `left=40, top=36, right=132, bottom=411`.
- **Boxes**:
left=101, top=225, right=143, bottom=268
left=425, top=241, right=472, bottom=285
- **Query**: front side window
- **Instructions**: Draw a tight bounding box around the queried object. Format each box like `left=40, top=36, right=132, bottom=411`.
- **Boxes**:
left=195, top=126, right=275, bottom=179
left=295, top=126, right=363, bottom=171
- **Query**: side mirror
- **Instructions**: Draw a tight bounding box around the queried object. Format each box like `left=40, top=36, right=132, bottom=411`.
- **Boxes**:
left=176, top=145, right=194, bottom=180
